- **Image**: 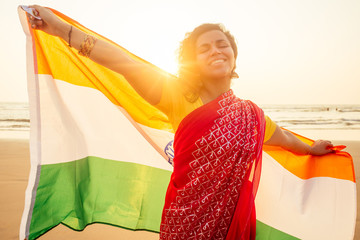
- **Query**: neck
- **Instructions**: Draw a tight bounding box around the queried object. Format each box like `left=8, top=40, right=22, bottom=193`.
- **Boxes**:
left=199, top=77, right=231, bottom=104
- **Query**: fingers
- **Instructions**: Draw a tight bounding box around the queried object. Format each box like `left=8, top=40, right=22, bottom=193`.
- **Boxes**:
left=26, top=5, right=41, bottom=24
left=318, top=140, right=333, bottom=148
left=315, top=139, right=333, bottom=147
left=310, top=139, right=334, bottom=155
left=26, top=6, right=44, bottom=29
left=33, top=9, right=40, bottom=17
left=29, top=5, right=47, bottom=17
left=324, top=140, right=333, bottom=149
left=29, top=4, right=41, bottom=12
left=32, top=20, right=44, bottom=29
left=27, top=15, right=43, bottom=29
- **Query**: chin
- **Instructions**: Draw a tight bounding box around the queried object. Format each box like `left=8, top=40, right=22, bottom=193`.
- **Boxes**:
left=206, top=71, right=231, bottom=81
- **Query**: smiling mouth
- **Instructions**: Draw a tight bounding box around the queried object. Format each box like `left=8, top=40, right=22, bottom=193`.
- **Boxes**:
left=210, top=59, right=226, bottom=65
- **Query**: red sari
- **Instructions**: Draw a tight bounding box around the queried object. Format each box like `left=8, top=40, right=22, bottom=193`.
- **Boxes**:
left=160, top=90, right=266, bottom=240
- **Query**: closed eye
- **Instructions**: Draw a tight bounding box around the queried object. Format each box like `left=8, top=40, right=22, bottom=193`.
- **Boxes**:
left=196, top=40, right=230, bottom=54
left=216, top=40, right=230, bottom=48
left=197, top=45, right=210, bottom=54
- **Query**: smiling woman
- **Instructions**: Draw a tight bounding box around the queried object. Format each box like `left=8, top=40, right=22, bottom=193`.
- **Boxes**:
left=177, top=24, right=238, bottom=103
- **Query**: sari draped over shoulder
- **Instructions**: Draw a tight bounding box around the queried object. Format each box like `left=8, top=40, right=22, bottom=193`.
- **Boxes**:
left=160, top=90, right=266, bottom=240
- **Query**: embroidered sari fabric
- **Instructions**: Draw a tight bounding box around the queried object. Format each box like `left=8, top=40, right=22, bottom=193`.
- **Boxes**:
left=160, top=90, right=266, bottom=240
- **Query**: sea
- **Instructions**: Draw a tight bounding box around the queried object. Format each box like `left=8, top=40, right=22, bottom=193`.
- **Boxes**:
left=0, top=102, right=359, bottom=140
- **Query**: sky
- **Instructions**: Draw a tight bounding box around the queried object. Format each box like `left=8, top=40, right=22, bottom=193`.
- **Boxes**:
left=1, top=0, right=359, bottom=104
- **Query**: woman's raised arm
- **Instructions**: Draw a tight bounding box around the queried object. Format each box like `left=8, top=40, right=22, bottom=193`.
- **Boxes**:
left=264, top=125, right=334, bottom=156
left=27, top=5, right=164, bottom=105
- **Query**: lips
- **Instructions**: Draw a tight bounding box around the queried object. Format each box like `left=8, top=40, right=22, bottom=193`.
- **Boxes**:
left=209, top=59, right=226, bottom=66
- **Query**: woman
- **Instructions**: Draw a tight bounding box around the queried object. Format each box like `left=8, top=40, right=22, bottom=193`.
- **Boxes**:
left=27, top=5, right=333, bottom=240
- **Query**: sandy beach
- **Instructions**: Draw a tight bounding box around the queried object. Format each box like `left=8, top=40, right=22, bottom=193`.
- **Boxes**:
left=0, top=137, right=359, bottom=240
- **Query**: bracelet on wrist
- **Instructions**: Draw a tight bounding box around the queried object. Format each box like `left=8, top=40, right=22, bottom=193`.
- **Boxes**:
left=68, top=25, right=73, bottom=47
left=78, top=35, right=97, bottom=57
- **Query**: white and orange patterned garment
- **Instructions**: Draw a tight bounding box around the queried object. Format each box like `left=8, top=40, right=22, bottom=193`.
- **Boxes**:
left=156, top=83, right=274, bottom=240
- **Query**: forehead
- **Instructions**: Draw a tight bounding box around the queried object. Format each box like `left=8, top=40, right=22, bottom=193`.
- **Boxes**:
left=196, top=30, right=229, bottom=47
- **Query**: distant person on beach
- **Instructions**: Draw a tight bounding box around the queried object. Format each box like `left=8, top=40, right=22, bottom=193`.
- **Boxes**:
left=27, top=5, right=334, bottom=240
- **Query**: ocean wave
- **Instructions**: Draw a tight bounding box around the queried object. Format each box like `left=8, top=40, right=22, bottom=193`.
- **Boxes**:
left=4, top=125, right=29, bottom=128
left=337, top=109, right=360, bottom=113
left=0, top=119, right=30, bottom=122
left=0, top=128, right=29, bottom=131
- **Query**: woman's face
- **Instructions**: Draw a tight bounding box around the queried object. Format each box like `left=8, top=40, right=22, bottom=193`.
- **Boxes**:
left=195, top=30, right=235, bottom=81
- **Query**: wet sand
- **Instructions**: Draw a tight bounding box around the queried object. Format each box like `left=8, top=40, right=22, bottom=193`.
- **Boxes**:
left=0, top=138, right=359, bottom=239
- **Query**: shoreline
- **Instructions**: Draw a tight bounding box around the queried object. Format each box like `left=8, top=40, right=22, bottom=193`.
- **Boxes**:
left=1, top=133, right=359, bottom=239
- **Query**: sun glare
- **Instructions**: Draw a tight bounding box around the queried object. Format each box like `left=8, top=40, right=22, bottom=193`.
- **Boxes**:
left=2, top=0, right=359, bottom=103
left=84, top=0, right=360, bottom=104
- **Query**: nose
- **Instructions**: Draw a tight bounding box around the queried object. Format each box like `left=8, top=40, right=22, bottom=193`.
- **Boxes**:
left=209, top=45, right=221, bottom=56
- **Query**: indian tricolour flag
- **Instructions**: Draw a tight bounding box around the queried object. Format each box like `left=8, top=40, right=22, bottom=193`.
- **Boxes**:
left=18, top=7, right=356, bottom=240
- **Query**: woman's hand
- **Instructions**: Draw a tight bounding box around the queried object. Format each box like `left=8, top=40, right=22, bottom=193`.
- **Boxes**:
left=308, top=140, right=333, bottom=156
left=26, top=5, right=66, bottom=37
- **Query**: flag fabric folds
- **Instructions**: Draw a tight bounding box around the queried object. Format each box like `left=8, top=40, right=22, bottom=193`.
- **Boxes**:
left=19, top=7, right=356, bottom=240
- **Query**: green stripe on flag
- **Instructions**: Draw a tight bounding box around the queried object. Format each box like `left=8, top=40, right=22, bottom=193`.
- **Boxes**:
left=256, top=220, right=300, bottom=240
left=29, top=156, right=171, bottom=240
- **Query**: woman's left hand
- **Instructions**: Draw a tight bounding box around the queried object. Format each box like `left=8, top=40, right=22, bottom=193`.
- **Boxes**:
left=309, top=140, right=334, bottom=156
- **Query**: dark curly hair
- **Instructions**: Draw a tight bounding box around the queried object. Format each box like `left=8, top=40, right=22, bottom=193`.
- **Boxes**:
left=177, top=23, right=238, bottom=102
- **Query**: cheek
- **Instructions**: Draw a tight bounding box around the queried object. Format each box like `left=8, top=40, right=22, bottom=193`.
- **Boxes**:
left=195, top=54, right=208, bottom=71
left=196, top=53, right=206, bottom=65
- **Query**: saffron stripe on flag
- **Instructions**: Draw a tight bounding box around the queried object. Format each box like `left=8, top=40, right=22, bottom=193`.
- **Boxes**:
left=263, top=144, right=355, bottom=181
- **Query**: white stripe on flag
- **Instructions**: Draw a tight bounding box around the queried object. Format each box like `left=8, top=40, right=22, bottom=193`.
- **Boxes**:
left=36, top=74, right=173, bottom=171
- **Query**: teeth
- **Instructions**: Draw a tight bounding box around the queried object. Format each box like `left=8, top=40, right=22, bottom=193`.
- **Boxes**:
left=211, top=59, right=225, bottom=65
